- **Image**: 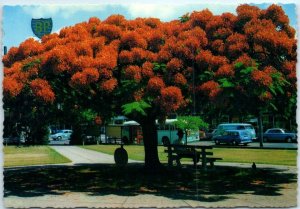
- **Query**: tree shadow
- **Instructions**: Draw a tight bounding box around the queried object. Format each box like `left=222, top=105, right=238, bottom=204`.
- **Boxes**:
left=4, top=163, right=297, bottom=203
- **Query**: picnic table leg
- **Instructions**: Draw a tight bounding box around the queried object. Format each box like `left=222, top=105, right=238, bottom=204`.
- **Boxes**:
left=168, top=147, right=173, bottom=166
left=201, top=148, right=207, bottom=170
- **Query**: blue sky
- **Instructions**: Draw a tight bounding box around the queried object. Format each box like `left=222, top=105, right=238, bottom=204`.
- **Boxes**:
left=2, top=3, right=297, bottom=50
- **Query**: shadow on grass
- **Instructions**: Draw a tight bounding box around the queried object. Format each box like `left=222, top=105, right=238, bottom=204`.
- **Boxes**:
left=4, top=163, right=297, bottom=202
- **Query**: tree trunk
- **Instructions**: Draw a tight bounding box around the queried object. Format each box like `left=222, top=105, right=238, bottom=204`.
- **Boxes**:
left=258, top=111, right=264, bottom=148
left=140, top=119, right=161, bottom=169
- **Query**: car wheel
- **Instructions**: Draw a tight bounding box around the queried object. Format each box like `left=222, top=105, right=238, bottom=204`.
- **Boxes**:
left=57, top=136, right=62, bottom=140
left=286, top=137, right=292, bottom=143
left=233, top=141, right=239, bottom=146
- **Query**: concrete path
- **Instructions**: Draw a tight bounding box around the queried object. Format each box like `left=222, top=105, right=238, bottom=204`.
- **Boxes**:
left=51, top=145, right=140, bottom=164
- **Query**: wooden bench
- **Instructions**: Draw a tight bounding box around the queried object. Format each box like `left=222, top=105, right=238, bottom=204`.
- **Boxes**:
left=162, top=137, right=222, bottom=169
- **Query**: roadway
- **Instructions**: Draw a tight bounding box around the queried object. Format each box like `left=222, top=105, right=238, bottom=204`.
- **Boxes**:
left=191, top=140, right=297, bottom=149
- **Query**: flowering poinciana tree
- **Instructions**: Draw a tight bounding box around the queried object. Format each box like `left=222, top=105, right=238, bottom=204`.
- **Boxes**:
left=3, top=4, right=296, bottom=167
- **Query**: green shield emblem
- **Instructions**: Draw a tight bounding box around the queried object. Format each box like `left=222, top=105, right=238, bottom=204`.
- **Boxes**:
left=31, top=18, right=53, bottom=39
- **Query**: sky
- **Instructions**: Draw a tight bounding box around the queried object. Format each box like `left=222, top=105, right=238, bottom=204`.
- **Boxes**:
left=2, top=3, right=298, bottom=50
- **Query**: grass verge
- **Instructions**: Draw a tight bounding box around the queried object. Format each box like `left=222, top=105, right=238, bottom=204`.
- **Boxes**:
left=4, top=146, right=71, bottom=167
left=81, top=144, right=297, bottom=166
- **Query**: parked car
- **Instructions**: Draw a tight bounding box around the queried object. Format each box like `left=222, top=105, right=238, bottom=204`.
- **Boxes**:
left=3, top=137, right=21, bottom=145
left=263, top=128, right=297, bottom=143
left=50, top=129, right=73, bottom=140
left=213, top=130, right=253, bottom=145
left=203, top=129, right=217, bottom=140
left=214, top=123, right=257, bottom=141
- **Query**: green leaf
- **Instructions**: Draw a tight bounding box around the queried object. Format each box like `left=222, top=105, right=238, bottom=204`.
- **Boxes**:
left=269, top=85, right=277, bottom=95
left=269, top=102, right=278, bottom=111
left=174, top=116, right=208, bottom=131
left=122, top=100, right=151, bottom=116
left=218, top=78, right=235, bottom=88
left=240, top=67, right=255, bottom=75
left=234, top=62, right=244, bottom=69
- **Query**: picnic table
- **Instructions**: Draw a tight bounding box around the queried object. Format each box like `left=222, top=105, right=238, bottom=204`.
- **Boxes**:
left=163, top=143, right=222, bottom=169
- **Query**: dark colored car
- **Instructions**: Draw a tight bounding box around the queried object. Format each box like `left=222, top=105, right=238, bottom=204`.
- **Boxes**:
left=213, top=130, right=252, bottom=145
left=263, top=128, right=297, bottom=142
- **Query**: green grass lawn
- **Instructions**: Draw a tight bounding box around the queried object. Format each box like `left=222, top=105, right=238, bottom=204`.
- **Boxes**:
left=81, top=144, right=297, bottom=166
left=4, top=146, right=71, bottom=167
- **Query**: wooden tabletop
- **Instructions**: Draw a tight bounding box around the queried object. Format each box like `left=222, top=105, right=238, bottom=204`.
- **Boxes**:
left=167, top=144, right=213, bottom=149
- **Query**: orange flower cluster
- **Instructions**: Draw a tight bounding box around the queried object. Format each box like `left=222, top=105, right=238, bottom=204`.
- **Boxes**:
left=211, top=39, right=225, bottom=54
left=103, top=14, right=126, bottom=26
left=99, top=78, right=118, bottom=93
left=157, top=49, right=172, bottom=63
left=30, top=79, right=55, bottom=102
left=160, top=86, right=184, bottom=112
left=259, top=91, right=272, bottom=101
left=95, top=42, right=119, bottom=70
left=236, top=4, right=261, bottom=24
left=88, top=17, right=101, bottom=25
left=141, top=62, right=154, bottom=78
left=120, top=31, right=147, bottom=50
left=263, top=66, right=277, bottom=75
left=3, top=77, right=24, bottom=97
left=124, top=65, right=142, bottom=82
left=70, top=68, right=99, bottom=86
left=146, top=31, right=164, bottom=52
left=166, top=58, right=183, bottom=72
left=215, top=64, right=234, bottom=77
left=196, top=50, right=228, bottom=70
left=99, top=69, right=113, bottom=79
left=73, top=56, right=96, bottom=71
left=251, top=70, right=272, bottom=87
left=174, top=73, right=187, bottom=86
left=96, top=24, right=122, bottom=42
left=234, top=53, right=256, bottom=67
left=18, top=38, right=44, bottom=58
left=282, top=61, right=296, bottom=75
left=90, top=37, right=106, bottom=54
left=2, top=47, right=19, bottom=67
left=147, top=77, right=165, bottom=92
left=144, top=17, right=161, bottom=28
left=133, top=88, right=145, bottom=101
left=42, top=33, right=66, bottom=51
left=226, top=33, right=249, bottom=58
left=189, top=9, right=213, bottom=29
left=119, top=47, right=148, bottom=64
left=42, top=45, right=77, bottom=73
left=69, top=41, right=93, bottom=57
left=197, top=81, right=221, bottom=99
left=264, top=4, right=289, bottom=27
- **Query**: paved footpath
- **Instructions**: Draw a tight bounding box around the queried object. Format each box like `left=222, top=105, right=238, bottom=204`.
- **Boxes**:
left=4, top=146, right=298, bottom=208
left=51, top=145, right=140, bottom=164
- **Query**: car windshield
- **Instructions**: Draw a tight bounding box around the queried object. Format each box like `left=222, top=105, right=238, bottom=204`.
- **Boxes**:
left=245, top=125, right=254, bottom=130
left=240, top=131, right=249, bottom=136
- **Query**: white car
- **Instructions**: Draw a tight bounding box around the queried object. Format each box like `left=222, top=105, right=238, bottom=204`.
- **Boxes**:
left=50, top=129, right=73, bottom=140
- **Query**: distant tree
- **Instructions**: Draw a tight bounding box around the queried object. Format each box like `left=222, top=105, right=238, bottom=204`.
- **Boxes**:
left=174, top=116, right=208, bottom=144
